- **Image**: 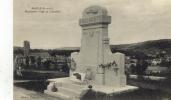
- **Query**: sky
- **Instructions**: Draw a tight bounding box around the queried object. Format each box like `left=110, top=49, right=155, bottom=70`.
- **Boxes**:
left=14, top=0, right=171, bottom=49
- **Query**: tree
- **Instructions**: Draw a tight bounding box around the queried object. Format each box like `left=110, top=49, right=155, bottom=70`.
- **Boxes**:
left=136, top=60, right=148, bottom=75
left=14, top=48, right=24, bottom=55
left=25, top=56, right=29, bottom=67
left=160, top=60, right=171, bottom=68
left=129, top=64, right=136, bottom=74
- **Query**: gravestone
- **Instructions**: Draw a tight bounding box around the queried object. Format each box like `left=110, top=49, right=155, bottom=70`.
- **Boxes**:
left=70, top=6, right=126, bottom=87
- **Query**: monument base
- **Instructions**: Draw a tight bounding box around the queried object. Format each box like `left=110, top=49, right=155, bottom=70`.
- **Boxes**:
left=44, top=77, right=138, bottom=100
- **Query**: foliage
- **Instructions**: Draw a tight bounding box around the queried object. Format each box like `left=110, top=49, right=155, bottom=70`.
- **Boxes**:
left=48, top=50, right=79, bottom=57
left=159, top=60, right=171, bottom=68
left=128, top=60, right=148, bottom=75
left=129, top=64, right=137, bottom=74
left=136, top=60, right=148, bottom=75
left=14, top=48, right=24, bottom=55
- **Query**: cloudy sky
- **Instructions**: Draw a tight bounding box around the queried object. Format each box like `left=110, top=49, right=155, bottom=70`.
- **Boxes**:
left=14, top=0, right=171, bottom=49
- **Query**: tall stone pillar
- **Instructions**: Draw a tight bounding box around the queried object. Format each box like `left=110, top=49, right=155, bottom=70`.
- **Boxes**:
left=71, top=6, right=126, bottom=87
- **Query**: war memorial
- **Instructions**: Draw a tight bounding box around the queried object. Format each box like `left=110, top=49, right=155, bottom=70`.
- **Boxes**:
left=44, top=5, right=137, bottom=100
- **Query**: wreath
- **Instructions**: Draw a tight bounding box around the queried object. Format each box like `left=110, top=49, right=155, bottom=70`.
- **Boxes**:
left=99, top=61, right=117, bottom=69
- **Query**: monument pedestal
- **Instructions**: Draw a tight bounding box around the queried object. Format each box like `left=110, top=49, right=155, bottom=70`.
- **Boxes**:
left=44, top=78, right=138, bottom=100
left=44, top=77, right=89, bottom=100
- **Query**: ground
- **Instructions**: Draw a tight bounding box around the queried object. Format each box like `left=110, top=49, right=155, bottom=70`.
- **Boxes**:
left=14, top=86, right=59, bottom=100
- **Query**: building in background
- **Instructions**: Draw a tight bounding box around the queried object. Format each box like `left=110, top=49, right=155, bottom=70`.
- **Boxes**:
left=23, top=40, right=30, bottom=57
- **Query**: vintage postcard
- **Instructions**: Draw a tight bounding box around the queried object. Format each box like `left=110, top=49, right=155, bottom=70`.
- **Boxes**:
left=14, top=0, right=171, bottom=100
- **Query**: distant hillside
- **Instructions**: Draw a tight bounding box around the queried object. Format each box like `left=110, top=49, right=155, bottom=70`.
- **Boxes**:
left=14, top=39, right=171, bottom=57
left=110, top=39, right=171, bottom=56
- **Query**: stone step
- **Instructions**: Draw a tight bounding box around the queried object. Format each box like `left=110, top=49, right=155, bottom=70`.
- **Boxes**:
left=61, top=82, right=87, bottom=91
left=44, top=90, right=72, bottom=100
left=58, top=87, right=81, bottom=98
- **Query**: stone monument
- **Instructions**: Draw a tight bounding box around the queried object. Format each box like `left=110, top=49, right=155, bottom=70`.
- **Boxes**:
left=70, top=5, right=126, bottom=87
left=44, top=5, right=137, bottom=100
